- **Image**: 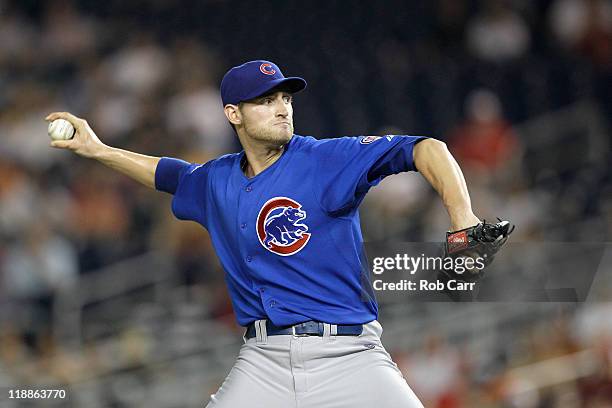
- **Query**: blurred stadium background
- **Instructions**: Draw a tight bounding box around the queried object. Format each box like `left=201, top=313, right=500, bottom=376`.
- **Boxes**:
left=0, top=0, right=611, bottom=407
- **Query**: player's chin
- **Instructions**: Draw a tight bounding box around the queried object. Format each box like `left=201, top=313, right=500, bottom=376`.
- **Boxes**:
left=253, top=126, right=292, bottom=146
left=271, top=127, right=293, bottom=143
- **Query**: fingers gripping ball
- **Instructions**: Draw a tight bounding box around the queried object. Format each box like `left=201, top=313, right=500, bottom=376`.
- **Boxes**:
left=48, top=119, right=75, bottom=141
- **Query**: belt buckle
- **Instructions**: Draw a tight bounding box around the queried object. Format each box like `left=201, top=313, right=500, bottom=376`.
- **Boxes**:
left=291, top=325, right=309, bottom=337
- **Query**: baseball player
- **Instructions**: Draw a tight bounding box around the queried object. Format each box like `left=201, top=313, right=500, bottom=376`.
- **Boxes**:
left=46, top=60, right=509, bottom=407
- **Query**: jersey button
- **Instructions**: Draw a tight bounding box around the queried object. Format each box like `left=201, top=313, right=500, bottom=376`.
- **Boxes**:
left=240, top=223, right=246, bottom=229
left=245, top=186, right=252, bottom=192
left=270, top=300, right=276, bottom=307
left=246, top=256, right=252, bottom=262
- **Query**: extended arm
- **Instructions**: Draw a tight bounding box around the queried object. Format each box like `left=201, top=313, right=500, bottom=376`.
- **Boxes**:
left=45, top=112, right=160, bottom=189
left=413, top=139, right=480, bottom=231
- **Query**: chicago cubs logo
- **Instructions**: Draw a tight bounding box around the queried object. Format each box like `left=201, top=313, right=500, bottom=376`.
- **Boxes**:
left=360, top=136, right=382, bottom=145
left=259, top=63, right=276, bottom=76
left=257, top=197, right=310, bottom=256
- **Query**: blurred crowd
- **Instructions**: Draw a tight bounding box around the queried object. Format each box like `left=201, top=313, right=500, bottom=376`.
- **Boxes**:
left=397, top=304, right=612, bottom=408
left=0, top=0, right=611, bottom=406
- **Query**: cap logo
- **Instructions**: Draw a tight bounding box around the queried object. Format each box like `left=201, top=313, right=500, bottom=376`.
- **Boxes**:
left=259, top=63, right=276, bottom=76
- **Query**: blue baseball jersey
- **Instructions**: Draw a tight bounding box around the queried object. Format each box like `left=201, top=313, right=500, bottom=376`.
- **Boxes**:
left=155, top=134, right=427, bottom=327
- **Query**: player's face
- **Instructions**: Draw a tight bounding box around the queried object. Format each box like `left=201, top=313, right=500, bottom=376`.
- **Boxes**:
left=238, top=91, right=294, bottom=145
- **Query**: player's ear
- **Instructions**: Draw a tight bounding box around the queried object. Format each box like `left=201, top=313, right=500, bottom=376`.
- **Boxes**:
left=224, top=104, right=242, bottom=126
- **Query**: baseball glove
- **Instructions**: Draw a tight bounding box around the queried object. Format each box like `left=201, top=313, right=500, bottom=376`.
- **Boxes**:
left=442, top=218, right=515, bottom=283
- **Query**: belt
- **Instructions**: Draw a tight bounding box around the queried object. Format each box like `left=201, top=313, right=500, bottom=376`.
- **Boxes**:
left=245, top=320, right=363, bottom=339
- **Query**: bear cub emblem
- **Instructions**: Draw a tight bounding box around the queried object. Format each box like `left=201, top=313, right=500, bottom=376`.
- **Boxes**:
left=263, top=207, right=309, bottom=247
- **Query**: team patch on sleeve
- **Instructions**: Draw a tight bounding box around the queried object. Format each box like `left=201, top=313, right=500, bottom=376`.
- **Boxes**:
left=359, top=136, right=382, bottom=145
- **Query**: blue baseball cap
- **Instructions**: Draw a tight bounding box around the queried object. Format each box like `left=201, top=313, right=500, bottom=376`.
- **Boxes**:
left=220, top=60, right=307, bottom=106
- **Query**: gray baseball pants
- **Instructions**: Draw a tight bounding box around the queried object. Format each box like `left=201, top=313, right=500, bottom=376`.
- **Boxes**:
left=205, top=320, right=424, bottom=407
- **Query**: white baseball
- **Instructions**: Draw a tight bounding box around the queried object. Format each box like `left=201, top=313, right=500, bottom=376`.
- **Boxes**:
left=48, top=119, right=75, bottom=141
